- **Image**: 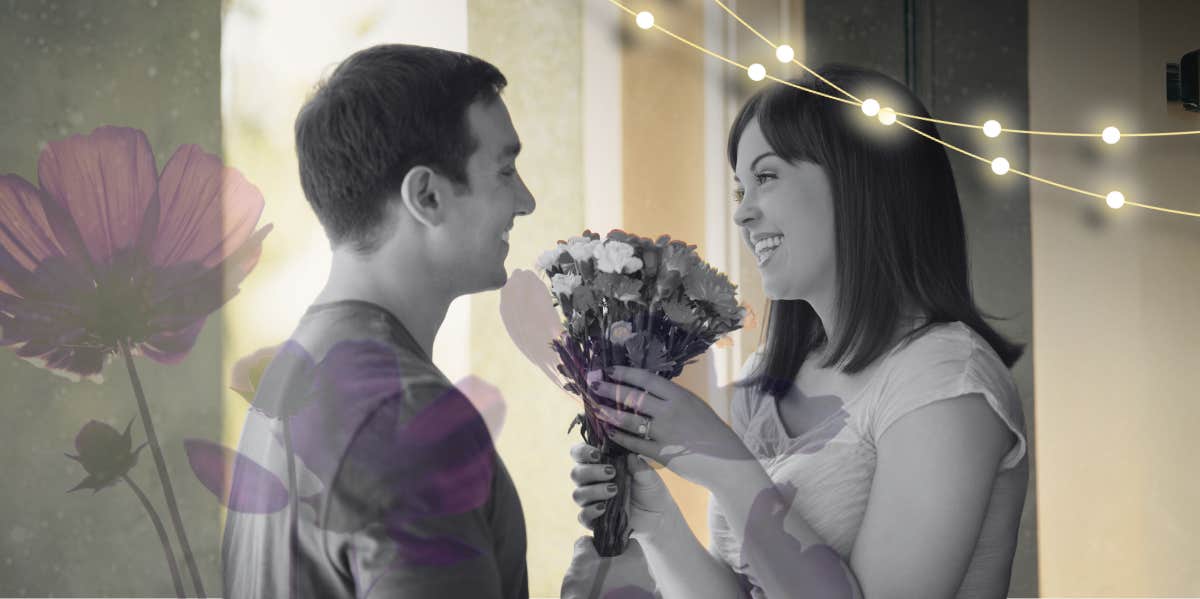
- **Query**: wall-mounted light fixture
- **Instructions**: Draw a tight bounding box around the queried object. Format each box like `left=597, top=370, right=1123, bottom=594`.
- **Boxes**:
left=1166, top=49, right=1198, bottom=112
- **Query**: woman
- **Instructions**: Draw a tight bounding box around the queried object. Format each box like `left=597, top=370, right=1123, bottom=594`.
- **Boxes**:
left=567, top=65, right=1029, bottom=599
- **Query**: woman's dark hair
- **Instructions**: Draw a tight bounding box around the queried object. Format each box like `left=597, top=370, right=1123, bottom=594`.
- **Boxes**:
left=295, top=44, right=507, bottom=253
left=728, top=64, right=1025, bottom=399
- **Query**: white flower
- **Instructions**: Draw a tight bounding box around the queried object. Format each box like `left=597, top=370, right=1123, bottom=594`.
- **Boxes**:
left=550, top=272, right=582, bottom=296
left=565, top=236, right=598, bottom=261
left=535, top=243, right=567, bottom=271
left=607, top=320, right=635, bottom=345
left=594, top=240, right=643, bottom=274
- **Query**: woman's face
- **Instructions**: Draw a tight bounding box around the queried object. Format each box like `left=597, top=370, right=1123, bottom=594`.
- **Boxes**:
left=732, top=118, right=837, bottom=301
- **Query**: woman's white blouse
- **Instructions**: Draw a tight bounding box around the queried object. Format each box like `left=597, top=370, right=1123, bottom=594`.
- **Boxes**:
left=708, top=321, right=1029, bottom=598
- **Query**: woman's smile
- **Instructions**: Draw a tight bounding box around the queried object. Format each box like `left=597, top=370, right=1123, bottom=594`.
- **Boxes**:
left=753, top=234, right=784, bottom=267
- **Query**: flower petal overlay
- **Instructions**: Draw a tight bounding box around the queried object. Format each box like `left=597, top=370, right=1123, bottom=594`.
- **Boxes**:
left=499, top=268, right=567, bottom=387
left=223, top=338, right=503, bottom=586
left=183, top=438, right=289, bottom=514
left=0, top=125, right=272, bottom=382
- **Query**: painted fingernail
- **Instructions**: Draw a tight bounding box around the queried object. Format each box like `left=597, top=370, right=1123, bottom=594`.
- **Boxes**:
left=606, top=428, right=616, bottom=438
left=590, top=380, right=601, bottom=391
left=603, top=466, right=615, bottom=475
left=606, top=483, right=617, bottom=493
left=589, top=449, right=601, bottom=460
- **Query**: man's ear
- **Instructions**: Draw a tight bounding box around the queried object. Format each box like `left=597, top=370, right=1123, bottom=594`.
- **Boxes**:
left=399, top=166, right=445, bottom=228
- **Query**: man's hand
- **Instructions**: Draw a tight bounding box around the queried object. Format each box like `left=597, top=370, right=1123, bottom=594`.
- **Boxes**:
left=561, top=536, right=660, bottom=599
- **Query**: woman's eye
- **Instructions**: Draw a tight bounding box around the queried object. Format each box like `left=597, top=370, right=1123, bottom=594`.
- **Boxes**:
left=732, top=188, right=745, bottom=204
left=754, top=172, right=776, bottom=185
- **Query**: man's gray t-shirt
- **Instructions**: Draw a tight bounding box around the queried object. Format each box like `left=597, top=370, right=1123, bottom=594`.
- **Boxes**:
left=221, top=300, right=528, bottom=598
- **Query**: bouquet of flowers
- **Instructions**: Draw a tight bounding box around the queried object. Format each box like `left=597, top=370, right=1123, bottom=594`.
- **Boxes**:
left=536, top=229, right=745, bottom=556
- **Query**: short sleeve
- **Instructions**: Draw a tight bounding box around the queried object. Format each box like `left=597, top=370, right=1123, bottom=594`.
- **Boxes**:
left=869, top=333, right=1027, bottom=471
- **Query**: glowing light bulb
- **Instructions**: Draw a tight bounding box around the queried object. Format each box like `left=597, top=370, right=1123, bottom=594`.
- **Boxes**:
left=983, top=120, right=1002, bottom=138
left=991, top=157, right=1010, bottom=175
left=878, top=107, right=896, bottom=126
left=1106, top=191, right=1125, bottom=209
left=861, top=98, right=880, bottom=117
left=636, top=11, right=654, bottom=29
left=747, top=63, right=766, bottom=81
left=1102, top=126, right=1121, bottom=144
left=775, top=44, right=795, bottom=63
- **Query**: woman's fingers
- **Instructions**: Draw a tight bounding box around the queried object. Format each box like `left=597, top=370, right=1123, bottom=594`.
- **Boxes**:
left=570, top=462, right=616, bottom=486
left=577, top=501, right=608, bottom=528
left=569, top=442, right=603, bottom=464
left=571, top=480, right=619, bottom=507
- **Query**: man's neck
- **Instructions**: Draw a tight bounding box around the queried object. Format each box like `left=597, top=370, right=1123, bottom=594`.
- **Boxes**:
left=314, top=251, right=451, bottom=360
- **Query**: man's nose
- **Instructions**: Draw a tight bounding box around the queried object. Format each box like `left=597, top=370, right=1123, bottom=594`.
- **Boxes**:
left=516, top=177, right=536, bottom=216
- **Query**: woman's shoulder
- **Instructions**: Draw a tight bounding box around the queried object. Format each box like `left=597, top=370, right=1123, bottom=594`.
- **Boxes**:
left=872, top=321, right=1027, bottom=469
left=890, top=320, right=1010, bottom=379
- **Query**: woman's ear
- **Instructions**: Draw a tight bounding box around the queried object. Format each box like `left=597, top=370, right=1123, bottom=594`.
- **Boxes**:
left=399, top=166, right=445, bottom=228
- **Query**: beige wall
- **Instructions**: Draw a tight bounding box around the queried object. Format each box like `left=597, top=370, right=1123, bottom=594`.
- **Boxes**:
left=466, top=2, right=587, bottom=596
left=1030, top=0, right=1200, bottom=594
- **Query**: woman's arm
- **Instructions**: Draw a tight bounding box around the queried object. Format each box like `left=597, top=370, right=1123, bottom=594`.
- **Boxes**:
left=635, top=488, right=750, bottom=599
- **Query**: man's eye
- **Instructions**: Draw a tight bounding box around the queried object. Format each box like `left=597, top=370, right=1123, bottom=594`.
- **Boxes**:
left=500, top=166, right=517, bottom=177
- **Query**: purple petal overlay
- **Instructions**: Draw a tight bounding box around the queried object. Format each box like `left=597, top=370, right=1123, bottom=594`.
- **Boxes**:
left=36, top=126, right=157, bottom=268
left=356, top=529, right=484, bottom=597
left=184, top=438, right=289, bottom=514
left=135, top=318, right=207, bottom=364
left=248, top=339, right=321, bottom=420
left=499, top=269, right=566, bottom=387
left=736, top=482, right=855, bottom=599
left=385, top=525, right=483, bottom=568
left=229, top=344, right=283, bottom=403
left=452, top=375, right=506, bottom=442
left=0, top=174, right=64, bottom=295
left=152, top=144, right=265, bottom=269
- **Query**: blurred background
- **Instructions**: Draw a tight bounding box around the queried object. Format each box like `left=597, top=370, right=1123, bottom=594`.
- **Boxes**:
left=1, top=0, right=1197, bottom=596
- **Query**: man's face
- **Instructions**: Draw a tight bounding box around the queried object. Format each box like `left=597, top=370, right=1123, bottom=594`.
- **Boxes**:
left=438, top=97, right=535, bottom=295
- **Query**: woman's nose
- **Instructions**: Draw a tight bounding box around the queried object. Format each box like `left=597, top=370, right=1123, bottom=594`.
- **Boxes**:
left=733, top=200, right=759, bottom=227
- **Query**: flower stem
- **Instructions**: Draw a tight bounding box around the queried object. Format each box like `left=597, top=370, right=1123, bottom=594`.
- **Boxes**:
left=122, top=473, right=186, bottom=598
left=120, top=341, right=207, bottom=598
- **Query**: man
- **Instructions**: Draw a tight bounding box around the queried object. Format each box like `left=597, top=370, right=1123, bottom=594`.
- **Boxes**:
left=222, top=44, right=534, bottom=598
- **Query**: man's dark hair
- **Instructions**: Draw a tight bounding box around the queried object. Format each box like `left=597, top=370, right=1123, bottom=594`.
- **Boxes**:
left=727, top=64, right=1025, bottom=398
left=295, top=44, right=507, bottom=252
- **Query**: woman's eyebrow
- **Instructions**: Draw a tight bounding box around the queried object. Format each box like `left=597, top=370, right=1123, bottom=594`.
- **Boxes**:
left=750, top=152, right=779, bottom=171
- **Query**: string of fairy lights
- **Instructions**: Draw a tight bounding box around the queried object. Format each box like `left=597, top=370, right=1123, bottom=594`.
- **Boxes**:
left=610, top=0, right=1200, bottom=220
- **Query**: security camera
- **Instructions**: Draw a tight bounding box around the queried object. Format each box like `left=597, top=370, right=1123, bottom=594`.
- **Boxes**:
left=1166, top=49, right=1198, bottom=112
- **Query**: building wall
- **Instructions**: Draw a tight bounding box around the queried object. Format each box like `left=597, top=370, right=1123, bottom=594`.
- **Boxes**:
left=1030, top=0, right=1200, bottom=594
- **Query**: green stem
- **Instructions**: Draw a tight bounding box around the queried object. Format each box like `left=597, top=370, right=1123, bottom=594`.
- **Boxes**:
left=120, top=340, right=207, bottom=598
left=122, top=473, right=186, bottom=598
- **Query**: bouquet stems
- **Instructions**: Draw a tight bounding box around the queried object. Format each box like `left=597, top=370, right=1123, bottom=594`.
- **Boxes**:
left=590, top=438, right=632, bottom=556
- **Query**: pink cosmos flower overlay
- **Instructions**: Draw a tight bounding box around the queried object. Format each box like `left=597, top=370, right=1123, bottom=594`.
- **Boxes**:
left=0, top=125, right=272, bottom=382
